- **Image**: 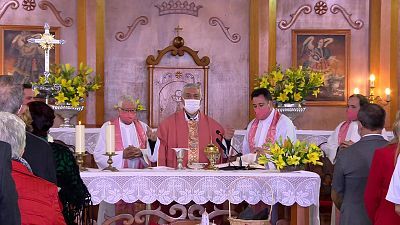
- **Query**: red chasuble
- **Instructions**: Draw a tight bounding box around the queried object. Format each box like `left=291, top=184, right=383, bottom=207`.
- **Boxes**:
left=157, top=110, right=225, bottom=167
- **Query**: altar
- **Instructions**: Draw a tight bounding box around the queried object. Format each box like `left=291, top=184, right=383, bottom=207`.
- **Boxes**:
left=81, top=168, right=320, bottom=225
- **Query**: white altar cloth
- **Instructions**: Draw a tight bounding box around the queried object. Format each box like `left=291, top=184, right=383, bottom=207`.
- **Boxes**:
left=81, top=169, right=321, bottom=224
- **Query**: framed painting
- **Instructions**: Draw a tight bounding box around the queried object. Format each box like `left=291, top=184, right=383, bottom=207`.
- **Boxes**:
left=0, top=25, right=60, bottom=83
left=292, top=29, right=350, bottom=106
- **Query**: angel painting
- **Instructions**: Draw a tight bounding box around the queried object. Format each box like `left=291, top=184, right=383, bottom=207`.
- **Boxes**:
left=293, top=30, right=350, bottom=104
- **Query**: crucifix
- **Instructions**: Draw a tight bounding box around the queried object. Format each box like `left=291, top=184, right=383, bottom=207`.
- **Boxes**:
left=28, top=23, right=65, bottom=83
left=28, top=23, right=65, bottom=104
left=174, top=25, right=183, bottom=36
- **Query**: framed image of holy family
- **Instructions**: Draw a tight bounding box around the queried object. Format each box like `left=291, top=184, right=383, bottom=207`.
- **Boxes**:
left=292, top=29, right=350, bottom=106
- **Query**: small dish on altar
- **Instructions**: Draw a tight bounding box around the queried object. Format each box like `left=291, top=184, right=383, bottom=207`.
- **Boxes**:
left=187, top=163, right=207, bottom=170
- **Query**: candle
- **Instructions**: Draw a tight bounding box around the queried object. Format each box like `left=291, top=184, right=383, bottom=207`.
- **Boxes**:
left=369, top=74, right=375, bottom=88
left=228, top=201, right=231, bottom=218
left=353, top=88, right=360, bottom=95
left=106, top=122, right=115, bottom=153
left=385, top=88, right=391, bottom=102
left=75, top=121, right=85, bottom=154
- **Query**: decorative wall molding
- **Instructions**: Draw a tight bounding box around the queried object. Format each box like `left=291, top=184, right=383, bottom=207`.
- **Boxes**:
left=208, top=17, right=241, bottom=43
left=38, top=0, right=73, bottom=27
left=314, top=1, right=328, bottom=15
left=22, top=0, right=36, bottom=11
left=278, top=4, right=312, bottom=30
left=155, top=0, right=202, bottom=17
left=115, top=16, right=149, bottom=42
left=330, top=4, right=364, bottom=30
left=0, top=0, right=19, bottom=20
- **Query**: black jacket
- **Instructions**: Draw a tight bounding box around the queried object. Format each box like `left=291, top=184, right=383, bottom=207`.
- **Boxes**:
left=22, top=132, right=57, bottom=184
left=0, top=141, right=21, bottom=225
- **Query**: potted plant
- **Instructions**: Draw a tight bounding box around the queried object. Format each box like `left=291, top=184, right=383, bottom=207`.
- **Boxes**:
left=258, top=138, right=323, bottom=171
left=32, top=63, right=101, bottom=127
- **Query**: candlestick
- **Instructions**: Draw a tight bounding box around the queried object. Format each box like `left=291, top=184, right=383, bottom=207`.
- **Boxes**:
left=385, top=88, right=391, bottom=102
left=369, top=74, right=375, bottom=88
left=75, top=152, right=87, bottom=171
left=75, top=121, right=85, bottom=154
left=106, top=122, right=115, bottom=154
left=353, top=88, right=360, bottom=95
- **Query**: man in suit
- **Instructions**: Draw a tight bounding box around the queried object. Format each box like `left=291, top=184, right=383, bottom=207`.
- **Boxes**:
left=0, top=76, right=57, bottom=184
left=0, top=141, right=20, bottom=225
left=332, top=103, right=388, bottom=225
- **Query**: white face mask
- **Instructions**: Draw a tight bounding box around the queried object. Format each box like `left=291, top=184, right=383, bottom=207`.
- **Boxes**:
left=183, top=99, right=201, bottom=114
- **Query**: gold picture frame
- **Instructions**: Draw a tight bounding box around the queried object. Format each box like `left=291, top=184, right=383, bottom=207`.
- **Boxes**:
left=0, top=25, right=60, bottom=82
left=292, top=29, right=351, bottom=106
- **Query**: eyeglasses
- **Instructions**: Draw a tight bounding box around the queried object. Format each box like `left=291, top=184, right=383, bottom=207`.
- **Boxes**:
left=119, top=108, right=137, bottom=113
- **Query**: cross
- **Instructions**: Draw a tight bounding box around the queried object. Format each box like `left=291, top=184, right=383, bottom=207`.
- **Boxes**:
left=28, top=23, right=65, bottom=83
left=174, top=25, right=183, bottom=36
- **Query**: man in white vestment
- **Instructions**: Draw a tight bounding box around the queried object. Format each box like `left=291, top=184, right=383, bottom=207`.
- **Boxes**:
left=242, top=88, right=296, bottom=166
left=239, top=88, right=296, bottom=224
left=94, top=95, right=159, bottom=169
left=93, top=95, right=159, bottom=225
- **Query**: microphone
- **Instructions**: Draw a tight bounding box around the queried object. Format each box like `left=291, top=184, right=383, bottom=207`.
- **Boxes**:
left=215, top=138, right=227, bottom=156
left=216, top=130, right=243, bottom=168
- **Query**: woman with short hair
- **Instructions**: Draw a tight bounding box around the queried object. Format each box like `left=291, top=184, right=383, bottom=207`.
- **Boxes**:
left=0, top=112, right=65, bottom=225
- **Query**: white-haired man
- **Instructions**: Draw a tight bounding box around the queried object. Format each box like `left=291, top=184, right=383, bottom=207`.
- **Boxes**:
left=94, top=95, right=159, bottom=169
left=93, top=96, right=159, bottom=224
left=157, top=83, right=234, bottom=167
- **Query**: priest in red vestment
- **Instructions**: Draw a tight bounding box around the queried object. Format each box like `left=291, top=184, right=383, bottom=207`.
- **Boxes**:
left=157, top=83, right=233, bottom=168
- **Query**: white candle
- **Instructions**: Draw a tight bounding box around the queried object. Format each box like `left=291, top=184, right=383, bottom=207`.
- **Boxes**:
left=385, top=88, right=391, bottom=102
left=106, top=122, right=115, bottom=154
left=228, top=201, right=231, bottom=218
left=75, top=121, right=85, bottom=154
left=369, top=74, right=375, bottom=88
left=353, top=88, right=360, bottom=95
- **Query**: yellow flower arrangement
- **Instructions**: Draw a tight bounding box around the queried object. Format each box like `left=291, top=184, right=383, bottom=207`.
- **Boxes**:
left=33, top=63, right=101, bottom=107
left=258, top=138, right=323, bottom=170
left=257, top=66, right=324, bottom=104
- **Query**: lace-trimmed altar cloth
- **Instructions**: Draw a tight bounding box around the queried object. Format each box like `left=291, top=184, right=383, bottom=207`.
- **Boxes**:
left=81, top=169, right=321, bottom=224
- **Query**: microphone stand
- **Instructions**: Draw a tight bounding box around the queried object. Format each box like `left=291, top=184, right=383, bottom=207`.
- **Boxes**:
left=216, top=131, right=245, bottom=170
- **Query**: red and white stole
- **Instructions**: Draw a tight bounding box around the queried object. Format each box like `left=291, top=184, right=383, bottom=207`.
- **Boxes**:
left=338, top=120, right=351, bottom=144
left=248, top=110, right=281, bottom=153
left=111, top=118, right=147, bottom=168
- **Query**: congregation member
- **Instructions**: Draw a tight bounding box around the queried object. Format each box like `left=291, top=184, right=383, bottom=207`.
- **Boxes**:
left=0, top=112, right=66, bottom=225
left=157, top=82, right=234, bottom=167
left=332, top=103, right=388, bottom=225
left=364, top=112, right=400, bottom=225
left=0, top=76, right=57, bottom=184
left=0, top=141, right=20, bottom=225
left=94, top=95, right=158, bottom=169
left=387, top=143, right=400, bottom=216
left=242, top=88, right=296, bottom=165
left=28, top=101, right=92, bottom=225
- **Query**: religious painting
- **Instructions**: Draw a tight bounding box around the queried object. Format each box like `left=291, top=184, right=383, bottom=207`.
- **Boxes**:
left=292, top=29, right=350, bottom=105
left=0, top=25, right=60, bottom=83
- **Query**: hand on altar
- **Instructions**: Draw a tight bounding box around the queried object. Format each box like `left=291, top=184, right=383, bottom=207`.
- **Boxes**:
left=123, top=146, right=143, bottom=159
left=146, top=128, right=157, bottom=142
left=224, top=127, right=235, bottom=140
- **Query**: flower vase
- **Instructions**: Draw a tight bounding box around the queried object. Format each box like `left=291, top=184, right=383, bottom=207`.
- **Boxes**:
left=280, top=165, right=305, bottom=172
left=50, top=104, right=84, bottom=128
left=276, top=102, right=306, bottom=121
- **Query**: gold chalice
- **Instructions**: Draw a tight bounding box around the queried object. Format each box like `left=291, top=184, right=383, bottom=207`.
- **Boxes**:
left=204, top=144, right=220, bottom=170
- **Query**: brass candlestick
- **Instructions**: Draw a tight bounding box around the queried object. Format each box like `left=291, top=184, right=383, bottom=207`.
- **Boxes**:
left=102, top=152, right=119, bottom=172
left=204, top=144, right=220, bottom=170
left=75, top=152, right=87, bottom=171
